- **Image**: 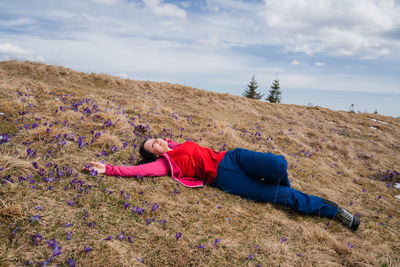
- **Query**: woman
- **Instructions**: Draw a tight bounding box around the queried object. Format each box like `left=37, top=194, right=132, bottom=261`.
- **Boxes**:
left=84, top=138, right=360, bottom=230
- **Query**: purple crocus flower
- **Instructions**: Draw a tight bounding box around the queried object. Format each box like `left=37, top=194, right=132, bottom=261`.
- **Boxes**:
left=66, top=201, right=75, bottom=206
left=77, top=136, right=87, bottom=149
left=90, top=169, right=98, bottom=176
left=24, top=260, right=34, bottom=266
left=38, top=169, right=46, bottom=176
left=118, top=234, right=125, bottom=241
left=136, top=257, right=143, bottom=263
left=67, top=231, right=73, bottom=240
left=82, top=209, right=89, bottom=219
left=247, top=254, right=253, bottom=261
left=88, top=222, right=95, bottom=228
left=105, top=236, right=113, bottom=241
left=52, top=243, right=62, bottom=257
left=347, top=242, right=354, bottom=248
left=11, top=226, right=21, bottom=238
left=281, top=237, right=287, bottom=244
left=67, top=258, right=75, bottom=267
left=47, top=238, right=56, bottom=247
left=214, top=238, right=221, bottom=246
left=175, top=232, right=182, bottom=241
left=173, top=188, right=180, bottom=194
left=151, top=203, right=159, bottom=213
left=32, top=233, right=42, bottom=245
left=128, top=236, right=134, bottom=243
left=30, top=214, right=41, bottom=223
left=133, top=207, right=144, bottom=215
left=197, top=244, right=205, bottom=249
left=84, top=246, right=92, bottom=253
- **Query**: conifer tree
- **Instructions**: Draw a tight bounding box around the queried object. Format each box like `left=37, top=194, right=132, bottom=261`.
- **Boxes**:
left=242, top=75, right=263, bottom=100
left=267, top=79, right=282, bottom=103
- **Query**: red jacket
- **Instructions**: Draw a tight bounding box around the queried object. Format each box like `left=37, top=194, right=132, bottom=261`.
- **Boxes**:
left=105, top=139, right=226, bottom=188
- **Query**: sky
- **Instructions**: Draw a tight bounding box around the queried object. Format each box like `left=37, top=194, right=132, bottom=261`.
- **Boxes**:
left=1, top=0, right=399, bottom=117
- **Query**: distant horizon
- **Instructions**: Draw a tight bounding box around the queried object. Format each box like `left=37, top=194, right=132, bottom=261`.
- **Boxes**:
left=4, top=58, right=399, bottom=118
left=181, top=81, right=400, bottom=118
left=112, top=73, right=400, bottom=118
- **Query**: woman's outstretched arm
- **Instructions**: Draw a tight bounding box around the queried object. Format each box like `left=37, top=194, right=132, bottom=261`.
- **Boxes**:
left=83, top=158, right=169, bottom=177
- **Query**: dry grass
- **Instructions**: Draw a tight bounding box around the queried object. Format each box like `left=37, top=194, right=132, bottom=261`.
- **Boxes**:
left=0, top=60, right=399, bottom=266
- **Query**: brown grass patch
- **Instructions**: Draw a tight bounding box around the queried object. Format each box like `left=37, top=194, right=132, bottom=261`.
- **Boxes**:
left=0, top=60, right=399, bottom=266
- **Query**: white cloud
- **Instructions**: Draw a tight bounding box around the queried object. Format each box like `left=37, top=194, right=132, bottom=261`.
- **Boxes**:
left=193, top=36, right=220, bottom=49
left=315, top=62, right=326, bottom=67
left=204, top=0, right=258, bottom=12
left=0, top=43, right=30, bottom=56
left=143, top=0, right=187, bottom=19
left=291, top=60, right=300, bottom=65
left=0, top=17, right=35, bottom=27
left=90, top=0, right=121, bottom=4
left=283, top=72, right=400, bottom=94
left=262, top=0, right=400, bottom=58
left=0, top=43, right=44, bottom=62
left=179, top=1, right=191, bottom=9
left=118, top=73, right=129, bottom=79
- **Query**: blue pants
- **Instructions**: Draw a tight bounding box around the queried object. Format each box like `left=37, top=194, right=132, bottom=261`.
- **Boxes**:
left=212, top=148, right=338, bottom=218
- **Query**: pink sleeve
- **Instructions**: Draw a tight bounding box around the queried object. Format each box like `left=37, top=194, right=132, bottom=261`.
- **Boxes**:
left=105, top=157, right=169, bottom=177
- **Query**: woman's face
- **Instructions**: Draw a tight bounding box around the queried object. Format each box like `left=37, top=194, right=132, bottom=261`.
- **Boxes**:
left=143, top=138, right=170, bottom=157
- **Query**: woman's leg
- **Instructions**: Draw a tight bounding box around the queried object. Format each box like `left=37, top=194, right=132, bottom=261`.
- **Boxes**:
left=234, top=148, right=290, bottom=186
left=214, top=149, right=338, bottom=218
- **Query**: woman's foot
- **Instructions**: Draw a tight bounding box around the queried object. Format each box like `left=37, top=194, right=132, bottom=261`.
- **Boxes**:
left=336, top=207, right=360, bottom=230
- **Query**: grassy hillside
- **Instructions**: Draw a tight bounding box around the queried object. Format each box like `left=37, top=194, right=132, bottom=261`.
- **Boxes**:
left=0, top=60, right=399, bottom=266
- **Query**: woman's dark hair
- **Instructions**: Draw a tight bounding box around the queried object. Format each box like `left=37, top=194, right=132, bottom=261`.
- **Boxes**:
left=138, top=139, right=157, bottom=164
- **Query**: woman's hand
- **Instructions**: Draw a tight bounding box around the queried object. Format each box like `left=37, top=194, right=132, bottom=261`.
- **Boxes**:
left=82, top=162, right=106, bottom=174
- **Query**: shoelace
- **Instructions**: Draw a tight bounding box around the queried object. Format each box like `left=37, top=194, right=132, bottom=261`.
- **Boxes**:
left=338, top=208, right=353, bottom=227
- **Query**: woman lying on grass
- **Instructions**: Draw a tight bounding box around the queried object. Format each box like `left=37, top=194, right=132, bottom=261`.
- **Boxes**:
left=84, top=138, right=360, bottom=230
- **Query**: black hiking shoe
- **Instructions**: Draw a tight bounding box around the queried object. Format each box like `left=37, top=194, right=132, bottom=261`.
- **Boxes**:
left=336, top=207, right=360, bottom=230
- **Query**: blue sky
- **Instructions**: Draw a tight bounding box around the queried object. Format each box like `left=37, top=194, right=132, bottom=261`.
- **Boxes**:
left=1, top=0, right=399, bottom=117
